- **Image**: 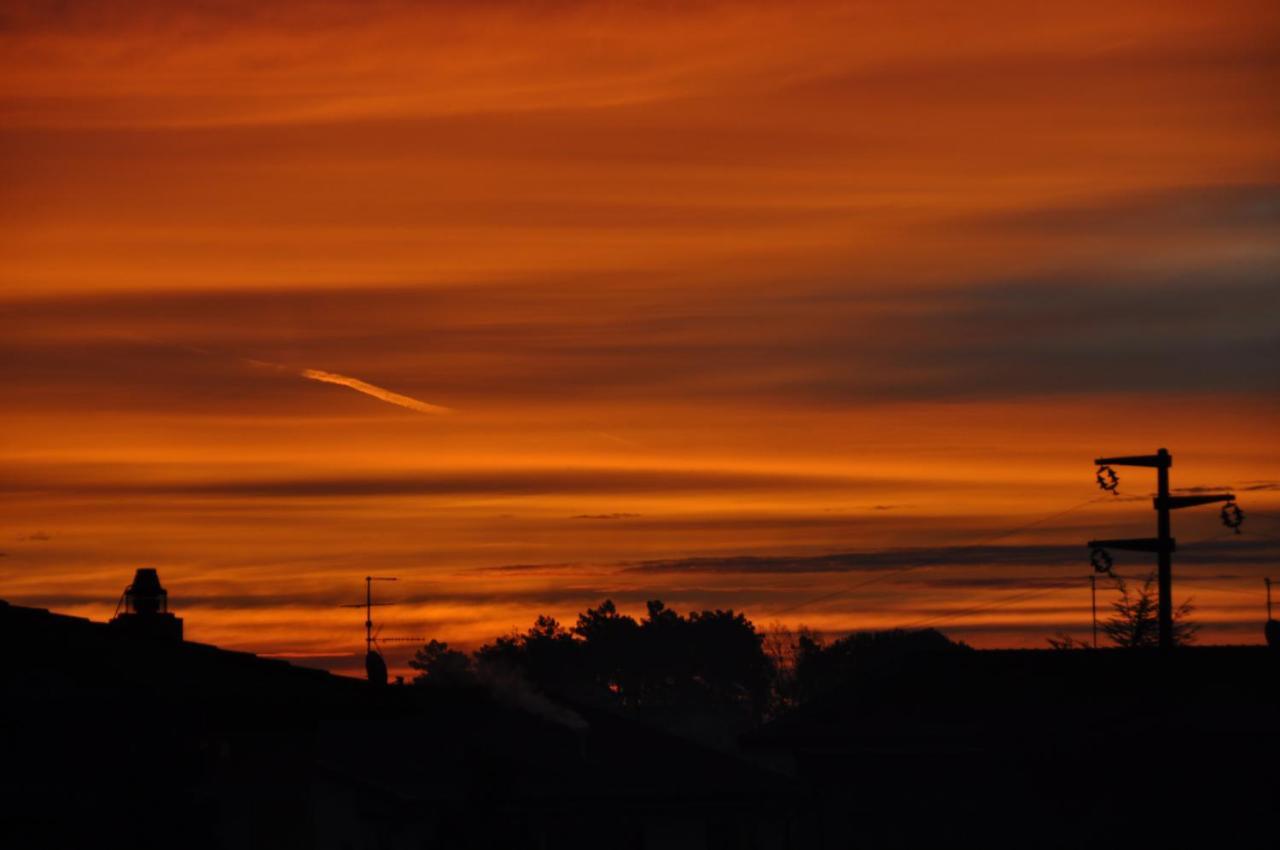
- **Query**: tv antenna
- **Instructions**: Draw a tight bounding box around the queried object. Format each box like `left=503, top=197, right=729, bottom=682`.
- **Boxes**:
left=341, top=576, right=399, bottom=655
left=339, top=576, right=424, bottom=685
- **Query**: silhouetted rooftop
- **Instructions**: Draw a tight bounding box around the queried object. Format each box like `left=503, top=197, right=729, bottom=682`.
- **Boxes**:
left=2, top=597, right=795, bottom=849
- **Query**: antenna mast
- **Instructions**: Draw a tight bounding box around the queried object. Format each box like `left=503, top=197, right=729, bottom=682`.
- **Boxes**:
left=362, top=576, right=396, bottom=654
left=340, top=576, right=399, bottom=684
left=339, top=577, right=425, bottom=684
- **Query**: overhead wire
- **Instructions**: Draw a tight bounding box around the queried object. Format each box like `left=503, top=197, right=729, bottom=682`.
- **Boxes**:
left=1173, top=578, right=1270, bottom=598
left=765, top=495, right=1109, bottom=618
left=899, top=583, right=1077, bottom=630
left=867, top=499, right=1278, bottom=632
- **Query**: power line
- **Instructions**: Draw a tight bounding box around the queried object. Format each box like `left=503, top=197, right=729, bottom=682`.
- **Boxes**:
left=1235, top=531, right=1280, bottom=545
left=897, top=560, right=1277, bottom=632
left=749, top=460, right=1272, bottom=631
left=765, top=496, right=1108, bottom=618
left=1241, top=511, right=1280, bottom=522
left=1175, top=529, right=1241, bottom=548
left=897, top=573, right=1270, bottom=633
left=1172, top=573, right=1280, bottom=601
left=1178, top=585, right=1259, bottom=599
left=900, top=583, right=1078, bottom=630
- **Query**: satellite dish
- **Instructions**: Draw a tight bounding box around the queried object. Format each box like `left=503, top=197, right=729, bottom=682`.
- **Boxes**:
left=365, top=650, right=388, bottom=687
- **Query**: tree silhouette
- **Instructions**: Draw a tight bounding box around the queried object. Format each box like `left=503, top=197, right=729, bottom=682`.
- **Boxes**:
left=684, top=608, right=775, bottom=718
left=572, top=600, right=642, bottom=699
left=1102, top=572, right=1199, bottom=648
left=464, top=599, right=776, bottom=744
left=476, top=615, right=583, bottom=696
left=761, top=623, right=801, bottom=714
left=1045, top=632, right=1092, bottom=650
left=408, top=639, right=475, bottom=686
left=416, top=602, right=976, bottom=746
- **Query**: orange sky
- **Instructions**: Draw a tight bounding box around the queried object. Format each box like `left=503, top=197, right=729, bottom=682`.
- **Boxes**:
left=2, top=0, right=1279, bottom=675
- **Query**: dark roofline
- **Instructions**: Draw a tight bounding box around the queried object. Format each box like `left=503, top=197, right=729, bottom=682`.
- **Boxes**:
left=1, top=597, right=367, bottom=692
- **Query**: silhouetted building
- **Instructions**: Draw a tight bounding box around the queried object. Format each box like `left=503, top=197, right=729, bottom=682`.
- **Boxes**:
left=2, top=582, right=794, bottom=850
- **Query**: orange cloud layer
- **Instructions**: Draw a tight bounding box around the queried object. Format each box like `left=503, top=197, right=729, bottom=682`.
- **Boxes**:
left=2, top=0, right=1278, bottom=673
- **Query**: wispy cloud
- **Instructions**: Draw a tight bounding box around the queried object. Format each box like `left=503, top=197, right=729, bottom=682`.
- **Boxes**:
left=620, top=538, right=1280, bottom=574
left=1, top=465, right=877, bottom=498
left=300, top=369, right=452, bottom=415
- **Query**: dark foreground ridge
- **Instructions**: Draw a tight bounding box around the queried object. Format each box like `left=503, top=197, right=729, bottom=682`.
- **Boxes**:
left=3, top=584, right=1278, bottom=849
left=745, top=646, right=1280, bottom=848
left=0, top=597, right=791, bottom=850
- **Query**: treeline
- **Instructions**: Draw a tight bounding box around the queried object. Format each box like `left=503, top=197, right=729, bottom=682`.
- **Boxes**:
left=410, top=599, right=970, bottom=744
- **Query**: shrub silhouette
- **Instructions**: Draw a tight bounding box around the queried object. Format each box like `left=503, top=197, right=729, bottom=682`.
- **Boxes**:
left=1102, top=571, right=1199, bottom=647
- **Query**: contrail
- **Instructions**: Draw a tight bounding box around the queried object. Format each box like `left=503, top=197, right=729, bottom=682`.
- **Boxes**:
left=113, top=338, right=454, bottom=415
left=300, top=369, right=453, bottom=415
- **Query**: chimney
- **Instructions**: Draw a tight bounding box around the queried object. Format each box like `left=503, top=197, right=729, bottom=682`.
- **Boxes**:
left=109, top=568, right=184, bottom=641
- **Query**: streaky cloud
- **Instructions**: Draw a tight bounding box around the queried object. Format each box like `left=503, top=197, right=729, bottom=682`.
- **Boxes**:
left=301, top=369, right=452, bottom=415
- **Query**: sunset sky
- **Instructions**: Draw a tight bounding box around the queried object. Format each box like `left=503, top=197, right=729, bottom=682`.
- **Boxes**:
left=3, top=0, right=1278, bottom=675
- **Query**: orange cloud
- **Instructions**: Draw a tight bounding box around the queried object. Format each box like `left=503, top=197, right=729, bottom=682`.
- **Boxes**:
left=2, top=0, right=1278, bottom=672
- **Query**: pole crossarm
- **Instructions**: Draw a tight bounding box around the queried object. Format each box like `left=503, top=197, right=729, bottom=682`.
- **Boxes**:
left=1094, top=453, right=1171, bottom=469
left=1087, top=537, right=1175, bottom=554
left=1154, top=493, right=1234, bottom=510
left=1084, top=447, right=1242, bottom=650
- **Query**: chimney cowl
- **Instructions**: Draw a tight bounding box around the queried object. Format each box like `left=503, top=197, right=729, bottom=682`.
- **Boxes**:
left=110, top=568, right=183, bottom=641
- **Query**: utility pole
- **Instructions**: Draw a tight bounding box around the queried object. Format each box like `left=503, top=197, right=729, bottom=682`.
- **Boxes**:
left=1086, top=449, right=1235, bottom=650
left=1155, top=449, right=1173, bottom=648
left=1267, top=578, right=1279, bottom=649
left=1090, top=574, right=1098, bottom=649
